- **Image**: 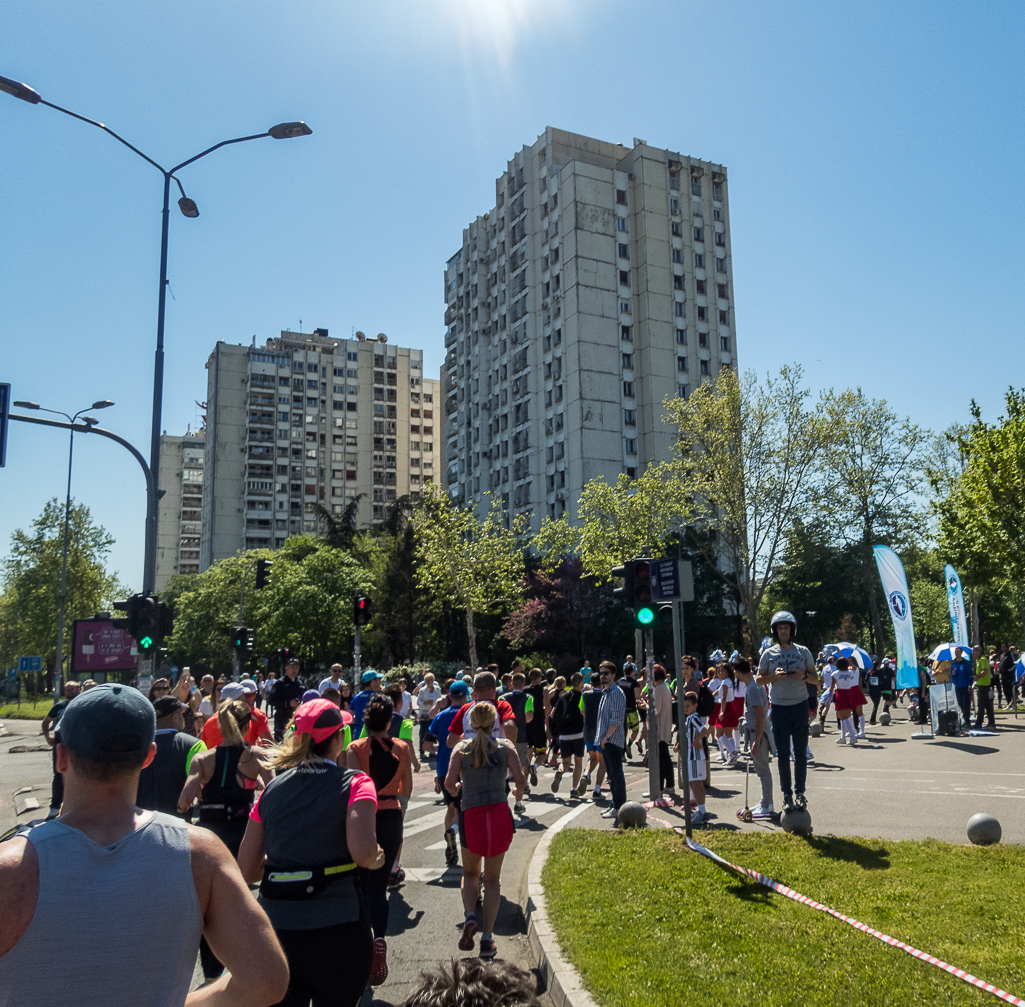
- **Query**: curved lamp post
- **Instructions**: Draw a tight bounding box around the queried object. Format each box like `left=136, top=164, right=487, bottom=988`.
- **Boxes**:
left=13, top=399, right=115, bottom=696
left=1, top=73, right=311, bottom=593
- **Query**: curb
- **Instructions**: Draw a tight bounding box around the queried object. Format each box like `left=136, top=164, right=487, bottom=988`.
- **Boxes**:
left=525, top=802, right=598, bottom=1007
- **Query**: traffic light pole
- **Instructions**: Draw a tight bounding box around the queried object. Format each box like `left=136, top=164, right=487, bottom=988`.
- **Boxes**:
left=354, top=627, right=361, bottom=681
left=672, top=599, right=691, bottom=838
left=644, top=630, right=660, bottom=802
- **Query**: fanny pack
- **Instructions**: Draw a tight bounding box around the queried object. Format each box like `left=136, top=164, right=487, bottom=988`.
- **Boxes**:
left=198, top=802, right=252, bottom=823
left=259, top=861, right=356, bottom=900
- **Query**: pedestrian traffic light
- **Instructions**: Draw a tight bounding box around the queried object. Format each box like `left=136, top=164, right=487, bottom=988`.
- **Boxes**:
left=232, top=625, right=252, bottom=657
left=353, top=594, right=372, bottom=627
left=136, top=596, right=160, bottom=653
left=657, top=604, right=674, bottom=626
left=255, top=558, right=273, bottom=590
left=632, top=560, right=655, bottom=628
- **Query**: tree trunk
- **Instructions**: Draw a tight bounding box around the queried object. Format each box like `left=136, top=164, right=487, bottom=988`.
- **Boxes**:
left=970, top=587, right=980, bottom=646
left=465, top=604, right=478, bottom=672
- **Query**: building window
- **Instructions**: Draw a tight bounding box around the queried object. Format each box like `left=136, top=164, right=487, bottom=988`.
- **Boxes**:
left=618, top=243, right=629, bottom=259
left=621, top=353, right=633, bottom=370
left=694, top=253, right=705, bottom=268
left=670, top=197, right=680, bottom=214
left=675, top=302, right=686, bottom=317
left=674, top=274, right=685, bottom=290
left=677, top=356, right=688, bottom=372
left=700, top=359, right=710, bottom=375
left=699, top=332, right=708, bottom=348
left=347, top=351, right=358, bottom=361
left=721, top=336, right=731, bottom=352
left=713, top=182, right=723, bottom=201
left=620, top=300, right=631, bottom=314
left=697, top=306, right=707, bottom=321
left=624, top=409, right=636, bottom=426
left=693, top=227, right=703, bottom=242
left=696, top=279, right=706, bottom=295
left=621, top=325, right=632, bottom=341
left=677, top=384, right=689, bottom=400
left=671, top=222, right=682, bottom=237
left=713, top=207, right=724, bottom=221
left=623, top=381, right=635, bottom=398
left=717, top=283, right=728, bottom=298
left=676, top=328, right=687, bottom=345
left=625, top=438, right=637, bottom=455
left=616, top=216, right=628, bottom=232
left=672, top=249, right=682, bottom=263
left=716, top=257, right=727, bottom=273
left=719, top=309, right=729, bottom=324
left=619, top=269, right=630, bottom=287
left=691, top=178, right=702, bottom=196
left=616, top=189, right=627, bottom=205
left=715, top=232, right=726, bottom=247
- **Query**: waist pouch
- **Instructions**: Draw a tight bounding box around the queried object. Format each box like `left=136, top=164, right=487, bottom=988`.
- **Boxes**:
left=260, top=862, right=356, bottom=900
left=198, top=803, right=252, bottom=823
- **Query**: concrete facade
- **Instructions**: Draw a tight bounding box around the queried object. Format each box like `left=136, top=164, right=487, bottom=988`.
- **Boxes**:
left=155, top=432, right=205, bottom=591
left=442, top=127, right=736, bottom=527
left=200, top=329, right=438, bottom=569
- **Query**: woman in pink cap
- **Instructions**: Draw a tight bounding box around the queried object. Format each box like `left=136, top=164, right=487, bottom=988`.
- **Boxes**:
left=238, top=698, right=383, bottom=1007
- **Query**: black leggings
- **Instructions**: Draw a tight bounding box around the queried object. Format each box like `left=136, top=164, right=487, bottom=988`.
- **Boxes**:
left=198, top=818, right=248, bottom=980
left=357, top=808, right=403, bottom=939
left=658, top=741, right=675, bottom=791
left=274, top=918, right=374, bottom=1007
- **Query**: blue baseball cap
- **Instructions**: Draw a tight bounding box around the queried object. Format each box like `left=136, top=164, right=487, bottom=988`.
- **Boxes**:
left=449, top=680, right=469, bottom=697
left=60, top=683, right=156, bottom=763
left=361, top=670, right=384, bottom=684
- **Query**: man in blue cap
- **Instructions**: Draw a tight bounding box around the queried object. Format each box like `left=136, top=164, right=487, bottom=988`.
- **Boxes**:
left=423, top=679, right=470, bottom=866
left=0, top=683, right=288, bottom=1006
left=349, top=670, right=384, bottom=738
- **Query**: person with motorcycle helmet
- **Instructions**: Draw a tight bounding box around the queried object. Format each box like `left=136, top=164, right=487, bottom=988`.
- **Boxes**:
left=756, top=611, right=816, bottom=815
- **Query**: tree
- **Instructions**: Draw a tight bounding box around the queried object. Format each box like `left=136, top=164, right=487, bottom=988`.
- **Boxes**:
left=0, top=499, right=125, bottom=680
left=820, top=388, right=928, bottom=654
left=934, top=389, right=1025, bottom=645
left=413, top=485, right=526, bottom=671
left=666, top=365, right=830, bottom=645
left=315, top=496, right=364, bottom=552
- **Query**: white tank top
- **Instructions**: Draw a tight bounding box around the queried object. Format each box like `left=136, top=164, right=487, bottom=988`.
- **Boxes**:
left=0, top=812, right=203, bottom=1007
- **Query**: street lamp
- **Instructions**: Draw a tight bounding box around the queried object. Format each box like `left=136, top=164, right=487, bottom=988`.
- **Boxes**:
left=1, top=73, right=312, bottom=594
left=13, top=399, right=114, bottom=697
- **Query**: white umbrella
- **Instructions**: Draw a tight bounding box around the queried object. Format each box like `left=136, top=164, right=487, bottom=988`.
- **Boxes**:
left=928, top=643, right=973, bottom=662
left=832, top=642, right=874, bottom=669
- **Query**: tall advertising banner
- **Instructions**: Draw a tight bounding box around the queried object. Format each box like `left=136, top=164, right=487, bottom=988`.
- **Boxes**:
left=943, top=564, right=970, bottom=647
left=873, top=545, right=919, bottom=690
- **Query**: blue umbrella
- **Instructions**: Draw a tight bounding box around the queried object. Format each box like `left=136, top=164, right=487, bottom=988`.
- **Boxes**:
left=830, top=642, right=874, bottom=669
left=928, top=643, right=973, bottom=662
left=1015, top=656, right=1025, bottom=683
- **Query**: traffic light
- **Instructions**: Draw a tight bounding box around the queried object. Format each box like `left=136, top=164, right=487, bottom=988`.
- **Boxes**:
left=277, top=647, right=292, bottom=667
left=232, top=625, right=252, bottom=657
left=112, top=596, right=137, bottom=636
left=612, top=563, right=635, bottom=607
left=632, top=560, right=655, bottom=627
left=136, top=596, right=160, bottom=654
left=353, top=594, right=372, bottom=627
left=255, top=558, right=273, bottom=590
left=657, top=604, right=674, bottom=626
left=157, top=601, right=174, bottom=642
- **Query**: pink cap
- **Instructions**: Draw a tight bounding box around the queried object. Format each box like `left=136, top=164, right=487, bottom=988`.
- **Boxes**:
left=294, top=698, right=353, bottom=742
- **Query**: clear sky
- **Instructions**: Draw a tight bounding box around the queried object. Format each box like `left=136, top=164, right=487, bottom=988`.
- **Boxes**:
left=2, top=0, right=1022, bottom=592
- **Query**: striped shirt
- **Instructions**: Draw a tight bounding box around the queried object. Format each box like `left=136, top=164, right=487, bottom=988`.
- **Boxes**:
left=595, top=682, right=626, bottom=748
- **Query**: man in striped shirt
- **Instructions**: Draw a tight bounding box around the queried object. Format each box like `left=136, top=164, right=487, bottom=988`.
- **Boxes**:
left=595, top=661, right=627, bottom=819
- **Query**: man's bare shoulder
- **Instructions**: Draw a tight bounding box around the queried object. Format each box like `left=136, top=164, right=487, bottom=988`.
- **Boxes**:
left=0, top=836, right=39, bottom=956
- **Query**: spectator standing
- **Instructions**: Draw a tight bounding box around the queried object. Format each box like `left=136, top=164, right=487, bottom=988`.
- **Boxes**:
left=734, top=659, right=772, bottom=817
left=136, top=696, right=205, bottom=817
left=973, top=644, right=996, bottom=729
left=268, top=658, right=306, bottom=741
left=997, top=644, right=1016, bottom=709
left=0, top=683, right=287, bottom=1007
left=318, top=664, right=345, bottom=695
left=595, top=661, right=627, bottom=820
left=950, top=647, right=974, bottom=727
left=41, top=679, right=81, bottom=818
left=650, top=665, right=675, bottom=799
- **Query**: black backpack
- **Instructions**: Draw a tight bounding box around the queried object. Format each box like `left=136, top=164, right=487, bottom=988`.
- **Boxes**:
left=695, top=681, right=716, bottom=720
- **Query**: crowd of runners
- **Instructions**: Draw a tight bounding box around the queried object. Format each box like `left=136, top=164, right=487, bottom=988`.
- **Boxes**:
left=4, top=608, right=1021, bottom=1005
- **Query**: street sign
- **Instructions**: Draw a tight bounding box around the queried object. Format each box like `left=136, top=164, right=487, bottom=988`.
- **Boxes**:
left=650, top=558, right=694, bottom=602
left=18, top=656, right=42, bottom=673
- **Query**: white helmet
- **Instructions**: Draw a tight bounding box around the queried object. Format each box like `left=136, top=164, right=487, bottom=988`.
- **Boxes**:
left=770, top=610, right=797, bottom=641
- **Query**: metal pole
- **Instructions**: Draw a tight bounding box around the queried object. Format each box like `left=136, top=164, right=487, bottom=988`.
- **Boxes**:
left=354, top=627, right=362, bottom=679
left=645, top=629, right=660, bottom=801
left=53, top=421, right=77, bottom=700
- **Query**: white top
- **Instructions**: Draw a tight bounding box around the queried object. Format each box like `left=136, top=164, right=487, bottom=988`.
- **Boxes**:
left=399, top=691, right=413, bottom=719
left=719, top=679, right=735, bottom=705
left=198, top=698, right=214, bottom=718
left=416, top=685, right=443, bottom=718
left=318, top=677, right=344, bottom=694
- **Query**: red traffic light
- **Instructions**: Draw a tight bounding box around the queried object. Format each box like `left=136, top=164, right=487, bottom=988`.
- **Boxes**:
left=633, top=560, right=652, bottom=604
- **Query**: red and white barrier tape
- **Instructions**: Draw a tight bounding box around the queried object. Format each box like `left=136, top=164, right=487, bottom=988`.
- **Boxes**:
left=683, top=833, right=1024, bottom=1006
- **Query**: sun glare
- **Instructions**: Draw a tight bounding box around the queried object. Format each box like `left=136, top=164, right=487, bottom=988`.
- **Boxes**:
left=445, top=0, right=572, bottom=67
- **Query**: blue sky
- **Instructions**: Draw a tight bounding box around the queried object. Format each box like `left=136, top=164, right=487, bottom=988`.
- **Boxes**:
left=1, top=0, right=1022, bottom=591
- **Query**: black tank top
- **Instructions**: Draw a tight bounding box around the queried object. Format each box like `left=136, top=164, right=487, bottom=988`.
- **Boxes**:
left=622, top=676, right=638, bottom=712
left=200, top=745, right=254, bottom=811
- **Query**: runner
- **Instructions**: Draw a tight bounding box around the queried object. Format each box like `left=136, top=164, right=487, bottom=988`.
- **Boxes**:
left=621, top=661, right=642, bottom=759
left=200, top=680, right=273, bottom=749
left=523, top=668, right=551, bottom=788
left=136, top=695, right=205, bottom=818
left=447, top=671, right=517, bottom=747
left=424, top=680, right=470, bottom=865
left=346, top=694, right=413, bottom=985
left=546, top=675, right=566, bottom=766
left=756, top=610, right=816, bottom=814
left=41, top=678, right=81, bottom=818
left=348, top=669, right=384, bottom=738
left=0, top=683, right=288, bottom=1007
left=445, top=702, right=525, bottom=960
left=580, top=678, right=606, bottom=801
left=413, top=673, right=444, bottom=757
left=238, top=697, right=380, bottom=1007
left=551, top=673, right=585, bottom=797
left=504, top=671, right=531, bottom=812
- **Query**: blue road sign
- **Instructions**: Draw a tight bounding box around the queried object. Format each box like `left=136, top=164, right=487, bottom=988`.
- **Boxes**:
left=18, top=656, right=43, bottom=672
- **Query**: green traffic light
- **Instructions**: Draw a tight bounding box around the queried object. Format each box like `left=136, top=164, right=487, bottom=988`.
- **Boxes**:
left=636, top=607, right=655, bottom=625
left=139, top=635, right=154, bottom=649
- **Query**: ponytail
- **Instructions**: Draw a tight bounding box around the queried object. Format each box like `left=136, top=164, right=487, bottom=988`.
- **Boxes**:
left=217, top=699, right=251, bottom=747
left=467, top=701, right=497, bottom=770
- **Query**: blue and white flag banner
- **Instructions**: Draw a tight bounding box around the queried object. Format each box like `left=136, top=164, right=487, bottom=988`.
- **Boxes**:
left=943, top=564, right=970, bottom=648
left=873, top=545, right=919, bottom=691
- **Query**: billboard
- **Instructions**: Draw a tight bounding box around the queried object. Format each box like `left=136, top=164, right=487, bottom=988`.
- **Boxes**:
left=71, top=619, right=139, bottom=674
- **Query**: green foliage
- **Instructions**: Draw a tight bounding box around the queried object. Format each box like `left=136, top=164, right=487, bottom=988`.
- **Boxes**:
left=544, top=829, right=1025, bottom=1007
left=0, top=499, right=125, bottom=676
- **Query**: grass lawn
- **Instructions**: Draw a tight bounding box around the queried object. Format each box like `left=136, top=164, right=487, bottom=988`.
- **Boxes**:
left=0, top=700, right=52, bottom=720
left=543, top=829, right=1025, bottom=1007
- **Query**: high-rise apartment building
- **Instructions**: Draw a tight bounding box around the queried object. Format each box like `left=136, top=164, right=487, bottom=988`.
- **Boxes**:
left=442, top=128, right=736, bottom=527
left=200, top=328, right=438, bottom=569
left=154, top=431, right=205, bottom=591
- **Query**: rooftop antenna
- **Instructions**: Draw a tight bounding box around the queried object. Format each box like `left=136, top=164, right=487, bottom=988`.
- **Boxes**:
left=299, top=319, right=302, bottom=334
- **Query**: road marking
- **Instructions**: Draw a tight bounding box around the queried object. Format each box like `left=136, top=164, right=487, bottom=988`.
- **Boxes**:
left=423, top=840, right=447, bottom=851
left=814, top=785, right=1025, bottom=801
left=404, top=800, right=433, bottom=812
left=401, top=866, right=460, bottom=882
left=861, top=767, right=1025, bottom=778
left=402, top=809, right=451, bottom=838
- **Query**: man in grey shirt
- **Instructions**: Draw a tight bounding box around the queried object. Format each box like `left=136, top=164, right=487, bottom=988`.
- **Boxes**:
left=735, top=658, right=773, bottom=817
left=756, top=610, right=816, bottom=814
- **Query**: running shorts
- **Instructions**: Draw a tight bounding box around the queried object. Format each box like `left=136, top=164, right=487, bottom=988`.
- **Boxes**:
left=585, top=740, right=600, bottom=753
left=439, top=778, right=462, bottom=808
left=461, top=802, right=514, bottom=858
left=560, top=737, right=585, bottom=759
left=625, top=711, right=640, bottom=731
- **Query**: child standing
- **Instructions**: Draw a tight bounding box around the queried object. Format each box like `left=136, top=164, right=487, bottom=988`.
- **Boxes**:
left=683, top=692, right=710, bottom=824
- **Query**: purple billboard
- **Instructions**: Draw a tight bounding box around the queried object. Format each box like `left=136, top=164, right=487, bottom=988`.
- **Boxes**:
left=71, top=619, right=139, bottom=674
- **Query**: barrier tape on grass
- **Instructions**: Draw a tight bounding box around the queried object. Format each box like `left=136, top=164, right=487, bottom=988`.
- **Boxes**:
left=683, top=834, right=1024, bottom=1006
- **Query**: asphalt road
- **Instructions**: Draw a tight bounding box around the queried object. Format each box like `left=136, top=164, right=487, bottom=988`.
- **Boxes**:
left=4, top=702, right=1024, bottom=1002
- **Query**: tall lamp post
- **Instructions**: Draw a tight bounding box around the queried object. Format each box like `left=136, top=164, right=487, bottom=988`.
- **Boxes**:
left=13, top=400, right=115, bottom=698
left=0, top=73, right=312, bottom=593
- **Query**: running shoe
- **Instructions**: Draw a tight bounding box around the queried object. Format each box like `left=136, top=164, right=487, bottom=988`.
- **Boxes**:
left=795, top=793, right=807, bottom=811
left=551, top=769, right=563, bottom=793
left=444, top=827, right=458, bottom=866
left=690, top=809, right=709, bottom=826
left=573, top=781, right=587, bottom=798
left=387, top=867, right=405, bottom=889
left=592, top=788, right=602, bottom=801
left=513, top=801, right=525, bottom=816
left=369, top=938, right=388, bottom=986
left=479, top=937, right=498, bottom=960
left=601, top=807, right=618, bottom=819
left=782, top=795, right=795, bottom=813
left=581, top=771, right=591, bottom=788
left=835, top=736, right=847, bottom=745
left=857, top=730, right=866, bottom=739
left=458, top=917, right=477, bottom=952
left=751, top=803, right=774, bottom=819
left=529, top=763, right=538, bottom=788
left=625, top=742, right=633, bottom=759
